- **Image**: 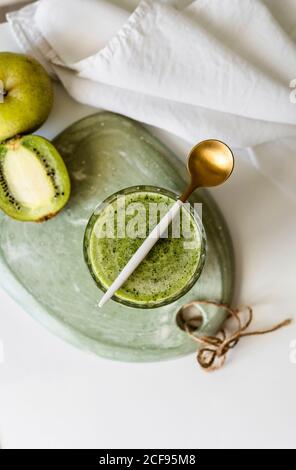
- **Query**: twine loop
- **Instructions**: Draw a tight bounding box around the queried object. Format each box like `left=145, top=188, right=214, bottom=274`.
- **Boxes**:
left=183, top=301, right=292, bottom=372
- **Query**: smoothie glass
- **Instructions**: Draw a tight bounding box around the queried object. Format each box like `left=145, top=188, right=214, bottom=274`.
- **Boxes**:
left=84, top=186, right=207, bottom=309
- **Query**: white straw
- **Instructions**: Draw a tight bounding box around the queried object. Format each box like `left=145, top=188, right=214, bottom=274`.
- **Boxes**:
left=98, top=199, right=183, bottom=308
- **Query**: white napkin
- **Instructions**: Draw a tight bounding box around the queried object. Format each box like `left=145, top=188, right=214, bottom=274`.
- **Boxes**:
left=6, top=0, right=296, bottom=198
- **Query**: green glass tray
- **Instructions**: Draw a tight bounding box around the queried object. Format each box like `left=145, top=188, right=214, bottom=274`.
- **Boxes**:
left=0, top=112, right=234, bottom=362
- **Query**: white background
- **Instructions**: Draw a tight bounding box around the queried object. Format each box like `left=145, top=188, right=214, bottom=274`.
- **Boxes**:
left=0, top=20, right=296, bottom=449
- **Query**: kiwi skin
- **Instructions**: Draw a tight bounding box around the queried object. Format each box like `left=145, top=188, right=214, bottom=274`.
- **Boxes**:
left=0, top=135, right=71, bottom=222
left=35, top=212, right=57, bottom=223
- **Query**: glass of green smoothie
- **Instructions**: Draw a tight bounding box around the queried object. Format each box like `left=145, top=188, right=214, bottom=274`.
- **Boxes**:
left=84, top=186, right=207, bottom=309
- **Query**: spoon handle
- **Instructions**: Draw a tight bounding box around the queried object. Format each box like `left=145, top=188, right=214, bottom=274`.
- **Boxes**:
left=98, top=199, right=183, bottom=308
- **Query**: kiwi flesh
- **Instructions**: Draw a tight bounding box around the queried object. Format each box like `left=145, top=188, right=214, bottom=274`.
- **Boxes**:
left=0, top=135, right=71, bottom=222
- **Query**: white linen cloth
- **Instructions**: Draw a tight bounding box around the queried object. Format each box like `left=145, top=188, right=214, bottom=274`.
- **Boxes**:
left=5, top=0, right=296, bottom=199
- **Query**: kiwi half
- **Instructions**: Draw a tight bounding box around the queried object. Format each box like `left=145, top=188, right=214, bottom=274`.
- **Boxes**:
left=0, top=135, right=71, bottom=222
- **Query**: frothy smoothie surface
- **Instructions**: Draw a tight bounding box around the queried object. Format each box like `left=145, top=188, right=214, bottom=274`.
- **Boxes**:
left=88, top=191, right=202, bottom=306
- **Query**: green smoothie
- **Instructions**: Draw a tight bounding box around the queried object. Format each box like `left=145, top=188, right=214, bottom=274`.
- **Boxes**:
left=86, top=189, right=203, bottom=306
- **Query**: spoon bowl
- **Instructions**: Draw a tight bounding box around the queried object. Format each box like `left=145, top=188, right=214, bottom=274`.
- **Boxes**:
left=181, top=140, right=234, bottom=201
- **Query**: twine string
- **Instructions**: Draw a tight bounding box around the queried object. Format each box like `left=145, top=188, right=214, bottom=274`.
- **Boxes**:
left=184, top=300, right=292, bottom=372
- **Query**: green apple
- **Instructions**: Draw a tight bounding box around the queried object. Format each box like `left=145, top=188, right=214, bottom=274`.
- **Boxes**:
left=0, top=52, right=54, bottom=142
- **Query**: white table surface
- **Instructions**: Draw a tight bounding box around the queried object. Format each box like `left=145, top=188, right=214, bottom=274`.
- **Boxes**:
left=0, top=22, right=296, bottom=450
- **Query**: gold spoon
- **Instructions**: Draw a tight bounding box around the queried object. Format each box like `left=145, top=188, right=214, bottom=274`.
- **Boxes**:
left=99, top=139, right=234, bottom=308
